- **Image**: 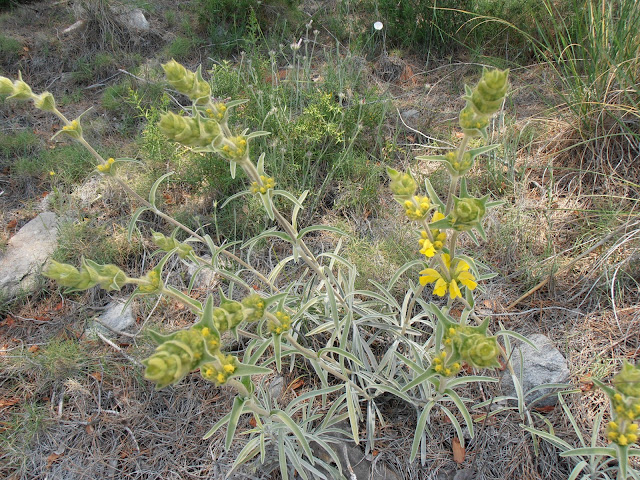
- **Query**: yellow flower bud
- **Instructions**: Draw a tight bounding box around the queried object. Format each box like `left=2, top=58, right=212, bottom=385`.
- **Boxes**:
left=33, top=92, right=56, bottom=112
left=387, top=168, right=417, bottom=199
left=60, top=119, right=83, bottom=140
left=139, top=269, right=163, bottom=294
left=0, top=76, right=13, bottom=95
left=9, top=79, right=33, bottom=100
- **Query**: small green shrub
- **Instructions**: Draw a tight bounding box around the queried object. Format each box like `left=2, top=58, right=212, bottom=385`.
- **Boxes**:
left=72, top=52, right=116, bottom=84
left=167, top=36, right=198, bottom=61
left=0, top=33, right=21, bottom=64
left=0, top=129, right=40, bottom=160
left=196, top=0, right=302, bottom=54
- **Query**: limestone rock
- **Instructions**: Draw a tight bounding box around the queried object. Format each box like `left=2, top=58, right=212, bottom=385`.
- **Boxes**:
left=88, top=298, right=135, bottom=336
left=0, top=212, right=59, bottom=298
left=502, top=333, right=570, bottom=407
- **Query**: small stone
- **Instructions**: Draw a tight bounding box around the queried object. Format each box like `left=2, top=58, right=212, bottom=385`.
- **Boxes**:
left=268, top=375, right=285, bottom=403
left=0, top=212, right=59, bottom=298
left=401, top=109, right=420, bottom=121
left=453, top=468, right=475, bottom=480
left=311, top=421, right=401, bottom=480
left=187, top=256, right=218, bottom=290
left=88, top=298, right=135, bottom=335
left=118, top=8, right=149, bottom=31
left=502, top=333, right=570, bottom=407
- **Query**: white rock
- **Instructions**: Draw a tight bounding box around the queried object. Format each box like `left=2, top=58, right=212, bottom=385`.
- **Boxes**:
left=0, top=212, right=59, bottom=297
left=89, top=298, right=135, bottom=335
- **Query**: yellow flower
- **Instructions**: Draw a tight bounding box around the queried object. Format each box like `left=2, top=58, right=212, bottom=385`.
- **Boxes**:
left=419, top=254, right=477, bottom=299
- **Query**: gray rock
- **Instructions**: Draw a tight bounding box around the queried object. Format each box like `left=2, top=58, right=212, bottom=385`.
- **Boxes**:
left=401, top=109, right=420, bottom=121
left=187, top=256, right=219, bottom=290
left=502, top=333, right=570, bottom=407
left=117, top=8, right=149, bottom=31
left=0, top=212, right=59, bottom=298
left=311, top=422, right=401, bottom=480
left=268, top=375, right=285, bottom=403
left=88, top=299, right=135, bottom=335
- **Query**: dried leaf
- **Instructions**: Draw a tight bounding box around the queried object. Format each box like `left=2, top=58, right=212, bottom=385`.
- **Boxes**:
left=452, top=437, right=465, bottom=464
left=533, top=405, right=555, bottom=413
left=6, top=219, right=17, bottom=229
left=46, top=453, right=62, bottom=468
left=579, top=375, right=594, bottom=392
left=28, top=345, right=39, bottom=353
left=288, top=378, right=305, bottom=391
left=0, top=397, right=21, bottom=408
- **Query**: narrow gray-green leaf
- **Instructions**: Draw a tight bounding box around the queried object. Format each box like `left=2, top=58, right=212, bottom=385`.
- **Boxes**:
left=410, top=402, right=434, bottom=463
left=127, top=206, right=148, bottom=241
left=273, top=410, right=314, bottom=462
left=345, top=383, right=360, bottom=444
left=148, top=171, right=175, bottom=207
left=203, top=411, right=231, bottom=439
left=225, top=396, right=247, bottom=450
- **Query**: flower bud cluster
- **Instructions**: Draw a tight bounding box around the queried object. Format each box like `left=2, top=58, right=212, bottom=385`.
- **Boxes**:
left=162, top=59, right=211, bottom=105
left=143, top=328, right=208, bottom=388
left=444, top=150, right=473, bottom=176
left=434, top=317, right=501, bottom=374
left=459, top=68, right=508, bottom=137
left=387, top=168, right=417, bottom=199
left=457, top=333, right=500, bottom=368
left=599, top=363, right=640, bottom=447
left=138, top=269, right=163, bottom=294
left=158, top=112, right=221, bottom=148
left=241, top=294, right=267, bottom=323
left=96, top=157, right=116, bottom=174
left=451, top=197, right=486, bottom=230
left=607, top=421, right=639, bottom=446
left=143, top=294, right=266, bottom=389
left=211, top=294, right=266, bottom=333
left=44, top=258, right=127, bottom=291
left=151, top=231, right=194, bottom=259
left=403, top=195, right=431, bottom=221
left=432, top=350, right=461, bottom=377
left=267, top=311, right=291, bottom=335
left=219, top=135, right=248, bottom=161
left=200, top=354, right=238, bottom=385
left=206, top=103, right=227, bottom=121
left=60, top=119, right=83, bottom=140
left=250, top=175, right=276, bottom=195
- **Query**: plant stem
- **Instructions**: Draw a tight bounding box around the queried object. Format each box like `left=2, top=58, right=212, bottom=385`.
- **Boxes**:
left=284, top=333, right=370, bottom=399
left=445, top=134, right=470, bottom=215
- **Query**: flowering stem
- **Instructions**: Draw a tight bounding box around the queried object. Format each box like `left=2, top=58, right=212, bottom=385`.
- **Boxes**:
left=445, top=134, right=470, bottom=215
left=241, top=160, right=348, bottom=306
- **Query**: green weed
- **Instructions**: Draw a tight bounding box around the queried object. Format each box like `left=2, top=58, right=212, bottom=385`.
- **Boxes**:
left=0, top=33, right=21, bottom=63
